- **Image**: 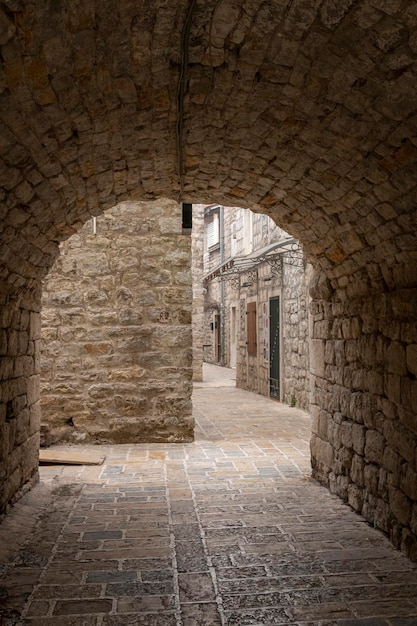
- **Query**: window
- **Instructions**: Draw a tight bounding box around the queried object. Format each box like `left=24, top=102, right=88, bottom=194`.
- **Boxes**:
left=246, top=302, right=257, bottom=356
left=207, top=212, right=220, bottom=248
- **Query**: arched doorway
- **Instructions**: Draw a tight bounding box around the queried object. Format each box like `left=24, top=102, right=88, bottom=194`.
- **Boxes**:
left=0, top=0, right=416, bottom=560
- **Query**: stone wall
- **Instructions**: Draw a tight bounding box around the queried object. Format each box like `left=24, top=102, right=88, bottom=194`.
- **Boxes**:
left=41, top=200, right=193, bottom=445
left=191, top=205, right=204, bottom=382
left=282, top=261, right=311, bottom=409
left=310, top=276, right=417, bottom=560
left=0, top=289, right=41, bottom=515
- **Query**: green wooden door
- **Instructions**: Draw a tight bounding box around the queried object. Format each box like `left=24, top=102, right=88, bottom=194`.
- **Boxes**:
left=269, top=297, right=280, bottom=399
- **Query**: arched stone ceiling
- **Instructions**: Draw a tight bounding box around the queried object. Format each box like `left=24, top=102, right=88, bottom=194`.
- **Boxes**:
left=0, top=0, right=416, bottom=296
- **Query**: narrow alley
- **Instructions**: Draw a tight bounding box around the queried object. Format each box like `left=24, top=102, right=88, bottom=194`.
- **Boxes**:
left=1, top=364, right=417, bottom=625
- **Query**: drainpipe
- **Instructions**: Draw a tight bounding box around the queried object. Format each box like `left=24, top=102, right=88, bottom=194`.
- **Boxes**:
left=220, top=205, right=225, bottom=365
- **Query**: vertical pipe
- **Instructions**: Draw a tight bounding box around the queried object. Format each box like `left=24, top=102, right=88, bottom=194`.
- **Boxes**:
left=220, top=206, right=225, bottom=365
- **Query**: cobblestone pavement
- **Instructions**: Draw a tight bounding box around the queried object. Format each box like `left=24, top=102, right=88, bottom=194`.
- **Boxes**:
left=1, top=364, right=417, bottom=625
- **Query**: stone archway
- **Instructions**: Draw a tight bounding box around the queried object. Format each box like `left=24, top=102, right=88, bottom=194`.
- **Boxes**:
left=0, top=0, right=416, bottom=559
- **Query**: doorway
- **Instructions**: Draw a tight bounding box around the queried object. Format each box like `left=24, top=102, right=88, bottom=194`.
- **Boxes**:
left=230, top=306, right=237, bottom=368
left=269, top=296, right=280, bottom=400
left=215, top=313, right=221, bottom=363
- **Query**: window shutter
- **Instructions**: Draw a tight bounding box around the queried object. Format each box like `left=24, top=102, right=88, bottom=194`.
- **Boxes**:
left=207, top=220, right=215, bottom=248
left=207, top=213, right=220, bottom=249
left=246, top=302, right=257, bottom=356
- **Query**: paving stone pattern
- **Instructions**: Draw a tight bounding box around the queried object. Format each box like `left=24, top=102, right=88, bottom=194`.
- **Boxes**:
left=1, top=365, right=417, bottom=625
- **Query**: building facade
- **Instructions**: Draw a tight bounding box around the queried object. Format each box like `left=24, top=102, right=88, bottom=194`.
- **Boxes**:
left=40, top=200, right=194, bottom=445
left=201, top=205, right=310, bottom=410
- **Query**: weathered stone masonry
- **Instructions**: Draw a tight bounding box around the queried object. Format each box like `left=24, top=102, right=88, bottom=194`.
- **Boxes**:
left=0, top=0, right=416, bottom=562
left=191, top=204, right=204, bottom=383
left=0, top=290, right=41, bottom=513
left=310, top=280, right=417, bottom=559
left=41, top=200, right=193, bottom=445
left=282, top=261, right=310, bottom=409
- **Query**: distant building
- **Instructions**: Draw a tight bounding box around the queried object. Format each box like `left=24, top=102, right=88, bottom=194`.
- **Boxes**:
left=199, top=205, right=310, bottom=409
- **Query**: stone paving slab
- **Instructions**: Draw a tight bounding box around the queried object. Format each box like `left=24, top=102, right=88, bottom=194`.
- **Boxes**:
left=1, top=365, right=417, bottom=625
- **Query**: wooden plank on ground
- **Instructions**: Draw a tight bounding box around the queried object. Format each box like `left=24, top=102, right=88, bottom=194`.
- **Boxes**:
left=39, top=449, right=106, bottom=466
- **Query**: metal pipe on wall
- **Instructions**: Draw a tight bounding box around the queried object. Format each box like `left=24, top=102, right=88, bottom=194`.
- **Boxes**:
left=219, top=205, right=225, bottom=365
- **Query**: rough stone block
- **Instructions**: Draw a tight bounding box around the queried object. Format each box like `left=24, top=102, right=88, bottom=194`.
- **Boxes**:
left=310, top=434, right=334, bottom=470
left=389, top=487, right=412, bottom=526
left=310, top=339, right=325, bottom=377
left=364, top=463, right=379, bottom=495
left=350, top=453, right=365, bottom=486
left=383, top=445, right=402, bottom=475
left=384, top=373, right=402, bottom=405
left=351, top=423, right=366, bottom=455
left=411, top=503, right=417, bottom=535
left=406, top=344, right=417, bottom=376
left=384, top=421, right=416, bottom=464
left=340, top=420, right=353, bottom=448
left=317, top=410, right=329, bottom=440
left=365, top=429, right=385, bottom=464
left=386, top=341, right=407, bottom=375
left=348, top=483, right=363, bottom=512
left=374, top=497, right=390, bottom=533
left=400, top=464, right=417, bottom=501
